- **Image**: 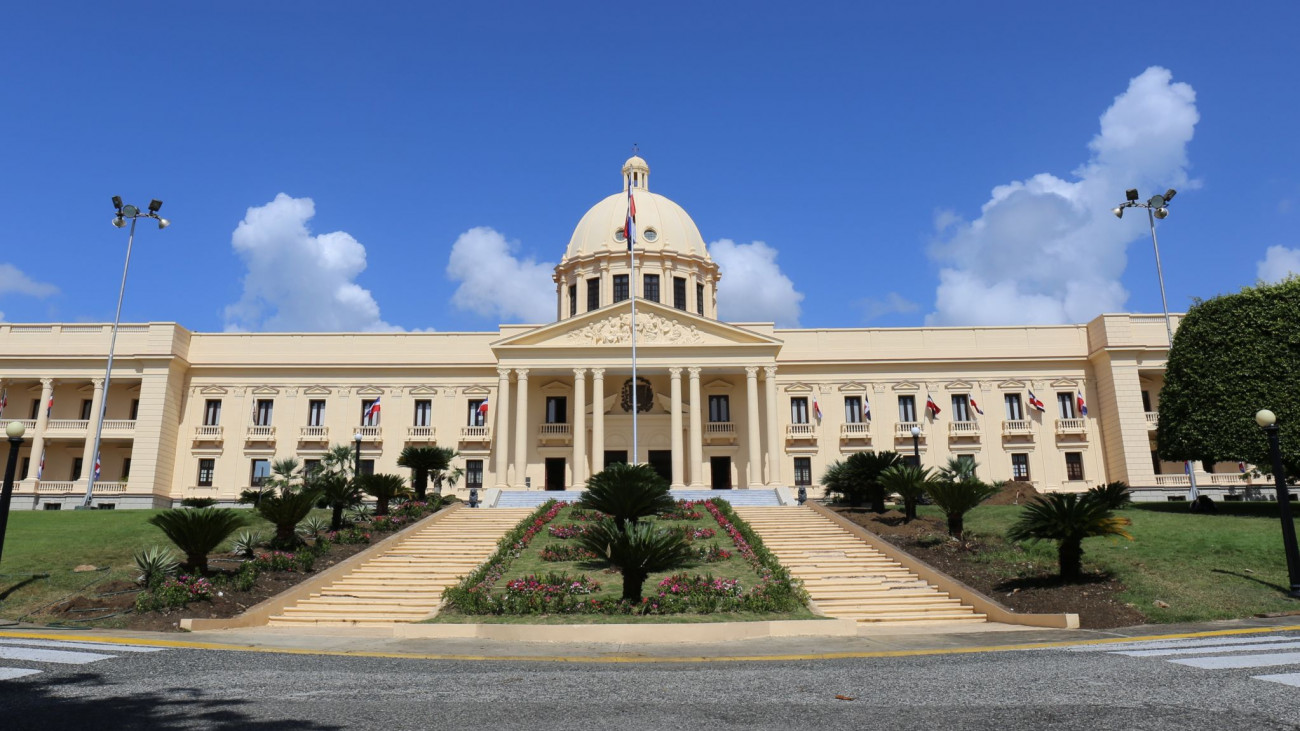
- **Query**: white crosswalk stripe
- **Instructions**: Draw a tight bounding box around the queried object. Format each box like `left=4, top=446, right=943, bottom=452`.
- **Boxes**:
left=0, top=637, right=168, bottom=682
left=1059, top=633, right=1300, bottom=689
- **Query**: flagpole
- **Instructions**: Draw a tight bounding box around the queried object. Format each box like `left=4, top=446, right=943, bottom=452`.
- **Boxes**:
left=629, top=192, right=638, bottom=465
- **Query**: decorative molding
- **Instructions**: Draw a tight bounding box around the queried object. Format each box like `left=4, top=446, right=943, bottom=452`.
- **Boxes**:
left=565, top=311, right=704, bottom=345
left=945, top=380, right=975, bottom=391
left=540, top=380, right=573, bottom=394
left=356, top=385, right=385, bottom=396
left=408, top=385, right=439, bottom=395
left=704, top=378, right=733, bottom=391
left=783, top=382, right=814, bottom=393
left=251, top=386, right=279, bottom=395
left=997, top=380, right=1027, bottom=391
left=839, top=382, right=868, bottom=393
left=462, top=385, right=491, bottom=395
left=302, top=385, right=331, bottom=396
left=1050, top=378, right=1080, bottom=389
left=892, top=381, right=920, bottom=392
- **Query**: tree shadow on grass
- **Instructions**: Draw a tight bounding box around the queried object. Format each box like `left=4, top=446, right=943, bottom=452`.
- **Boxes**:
left=0, top=671, right=343, bottom=731
left=1210, top=568, right=1295, bottom=597
left=0, top=573, right=49, bottom=601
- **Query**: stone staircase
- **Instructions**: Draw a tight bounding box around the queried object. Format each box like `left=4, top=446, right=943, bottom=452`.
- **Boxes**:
left=734, top=506, right=987, bottom=625
left=492, top=488, right=786, bottom=509
left=266, top=508, right=532, bottom=627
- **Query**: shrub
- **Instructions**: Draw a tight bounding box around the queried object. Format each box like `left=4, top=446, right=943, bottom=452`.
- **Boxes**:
left=148, top=507, right=245, bottom=574
left=577, top=519, right=693, bottom=601
left=327, top=527, right=372, bottom=545
left=134, top=546, right=179, bottom=587
left=547, top=524, right=587, bottom=539
left=878, top=464, right=936, bottom=521
left=251, top=550, right=316, bottom=573
left=694, top=545, right=732, bottom=563
left=230, top=530, right=264, bottom=559
left=180, top=497, right=217, bottom=508
left=578, top=463, right=675, bottom=528
left=312, top=470, right=364, bottom=531
left=924, top=480, right=1000, bottom=538
left=298, top=515, right=330, bottom=538
left=134, top=574, right=214, bottom=613
left=821, top=451, right=902, bottom=511
left=539, top=544, right=598, bottom=562
left=358, top=473, right=411, bottom=516
left=1007, top=490, right=1134, bottom=580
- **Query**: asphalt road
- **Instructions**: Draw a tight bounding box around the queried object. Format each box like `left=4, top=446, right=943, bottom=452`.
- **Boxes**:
left=2, top=634, right=1300, bottom=730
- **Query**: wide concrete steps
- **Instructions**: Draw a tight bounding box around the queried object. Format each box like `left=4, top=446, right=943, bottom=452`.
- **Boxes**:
left=266, top=507, right=531, bottom=627
left=733, top=507, right=986, bottom=625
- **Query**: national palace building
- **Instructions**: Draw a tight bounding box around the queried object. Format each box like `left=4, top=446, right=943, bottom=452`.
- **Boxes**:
left=0, top=156, right=1243, bottom=509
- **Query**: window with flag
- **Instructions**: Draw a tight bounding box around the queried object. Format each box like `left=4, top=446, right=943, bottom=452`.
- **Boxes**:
left=791, top=397, right=810, bottom=424
left=568, top=284, right=577, bottom=316
left=204, top=399, right=222, bottom=426
left=80, top=399, right=93, bottom=420
left=254, top=399, right=273, bottom=426
left=466, top=459, right=483, bottom=488
left=951, top=395, right=972, bottom=422
left=468, top=400, right=486, bottom=427
left=613, top=274, right=629, bottom=303
left=545, top=396, right=568, bottom=424
left=708, top=395, right=730, bottom=423
left=587, top=278, right=600, bottom=311
left=696, top=283, right=705, bottom=316
left=1065, top=452, right=1084, bottom=481
left=1057, top=392, right=1076, bottom=419
left=1011, top=453, right=1030, bottom=481
left=308, top=400, right=325, bottom=427
left=793, top=457, right=812, bottom=486
left=198, top=459, right=215, bottom=487
left=673, top=277, right=687, bottom=310
left=898, top=395, right=917, bottom=423
left=1004, top=394, right=1023, bottom=420
left=414, top=400, right=432, bottom=427
left=643, top=274, right=660, bottom=303
left=360, top=399, right=381, bottom=426
left=250, top=459, right=270, bottom=487
left=844, top=396, right=863, bottom=423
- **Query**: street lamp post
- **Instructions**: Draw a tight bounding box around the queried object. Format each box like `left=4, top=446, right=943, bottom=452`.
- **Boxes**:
left=81, top=198, right=169, bottom=509
left=353, top=431, right=363, bottom=480
left=910, top=425, right=921, bottom=466
left=0, top=421, right=27, bottom=566
left=1255, top=409, right=1300, bottom=597
left=1113, top=188, right=1199, bottom=502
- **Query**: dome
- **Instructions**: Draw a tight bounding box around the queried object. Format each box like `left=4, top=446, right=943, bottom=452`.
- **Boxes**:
left=563, top=156, right=711, bottom=261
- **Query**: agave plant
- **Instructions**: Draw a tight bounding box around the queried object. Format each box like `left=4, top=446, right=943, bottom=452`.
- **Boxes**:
left=134, top=545, right=179, bottom=587
left=1007, top=491, right=1133, bottom=580
left=578, top=519, right=693, bottom=601
left=577, top=463, right=675, bottom=529
left=923, top=479, right=1000, bottom=538
left=229, top=529, right=264, bottom=559
left=147, top=507, right=246, bottom=574
left=877, top=464, right=936, bottom=522
left=358, top=473, right=411, bottom=516
left=298, top=515, right=331, bottom=538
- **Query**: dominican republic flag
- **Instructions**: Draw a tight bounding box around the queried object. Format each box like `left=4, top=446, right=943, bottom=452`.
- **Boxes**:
left=0, top=387, right=7, bottom=418
left=93, top=452, right=101, bottom=480
left=626, top=186, right=636, bottom=251
left=1239, top=461, right=1247, bottom=473
left=1076, top=392, right=1088, bottom=417
left=363, top=397, right=381, bottom=423
left=46, top=394, right=53, bottom=418
left=478, top=397, right=489, bottom=416
left=925, top=394, right=941, bottom=417
left=812, top=396, right=822, bottom=421
left=1027, top=390, right=1046, bottom=412
left=862, top=396, right=871, bottom=421
left=36, top=448, right=45, bottom=480
left=969, top=396, right=984, bottom=416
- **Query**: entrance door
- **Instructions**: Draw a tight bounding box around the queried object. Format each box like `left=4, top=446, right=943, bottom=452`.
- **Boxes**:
left=648, top=450, right=672, bottom=483
left=604, top=450, right=628, bottom=467
left=710, top=456, right=732, bottom=490
left=545, top=458, right=566, bottom=490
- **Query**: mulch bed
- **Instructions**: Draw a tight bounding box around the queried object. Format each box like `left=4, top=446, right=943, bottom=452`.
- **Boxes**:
left=833, top=507, right=1146, bottom=629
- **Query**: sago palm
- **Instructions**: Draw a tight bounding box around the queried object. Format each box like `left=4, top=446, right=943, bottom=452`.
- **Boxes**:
left=578, top=519, right=693, bottom=601
left=358, top=473, right=411, bottom=516
left=255, top=487, right=324, bottom=547
left=878, top=464, right=935, bottom=521
left=397, top=446, right=457, bottom=500
left=1007, top=491, right=1133, bottom=580
left=924, top=479, right=999, bottom=538
left=821, top=450, right=901, bottom=511
left=578, top=463, right=675, bottom=529
left=938, top=456, right=979, bottom=483
left=1087, top=481, right=1132, bottom=510
left=311, top=469, right=364, bottom=530
left=148, top=508, right=246, bottom=574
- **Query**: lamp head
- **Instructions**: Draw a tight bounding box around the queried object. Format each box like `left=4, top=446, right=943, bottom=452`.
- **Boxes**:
left=112, top=216, right=126, bottom=228
left=1164, top=188, right=1177, bottom=202
left=910, top=425, right=921, bottom=436
left=354, top=431, right=363, bottom=441
left=1112, top=206, right=1124, bottom=219
left=1256, top=409, right=1277, bottom=428
left=157, top=218, right=170, bottom=229
left=121, top=204, right=139, bottom=218
left=1153, top=207, right=1169, bottom=220
left=6, top=420, right=26, bottom=439
left=111, top=195, right=123, bottom=211
left=148, top=199, right=163, bottom=213
left=1126, top=188, right=1140, bottom=202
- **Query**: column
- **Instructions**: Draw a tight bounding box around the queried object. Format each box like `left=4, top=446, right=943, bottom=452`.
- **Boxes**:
left=514, top=368, right=530, bottom=488
left=688, top=367, right=703, bottom=487
left=80, top=378, right=105, bottom=485
left=572, top=368, right=587, bottom=487
left=591, top=368, right=605, bottom=475
left=745, top=366, right=761, bottom=488
left=28, top=378, right=54, bottom=484
left=494, top=368, right=511, bottom=488
left=764, top=366, right=782, bottom=486
left=669, top=367, right=685, bottom=488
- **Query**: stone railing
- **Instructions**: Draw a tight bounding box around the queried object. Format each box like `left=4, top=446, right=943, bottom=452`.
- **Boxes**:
left=299, top=425, right=329, bottom=441
left=460, top=425, right=491, bottom=441
left=102, top=419, right=136, bottom=433
left=1209, top=474, right=1248, bottom=486
left=354, top=425, right=382, bottom=441
left=1055, top=418, right=1087, bottom=435
left=785, top=423, right=816, bottom=439
left=406, top=426, right=436, bottom=442
left=948, top=421, right=981, bottom=437
left=1154, top=475, right=1190, bottom=487
left=1145, top=412, right=1159, bottom=429
left=194, top=425, right=223, bottom=440
left=246, top=425, right=276, bottom=441
left=46, top=419, right=89, bottom=432
left=1002, top=420, right=1033, bottom=436
left=94, top=481, right=127, bottom=493
left=10, top=419, right=37, bottom=432
left=894, top=422, right=922, bottom=438
left=36, top=481, right=76, bottom=493
left=839, top=422, right=871, bottom=439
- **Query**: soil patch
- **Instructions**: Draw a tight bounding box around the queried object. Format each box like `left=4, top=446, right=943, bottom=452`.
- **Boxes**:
left=833, top=508, right=1146, bottom=629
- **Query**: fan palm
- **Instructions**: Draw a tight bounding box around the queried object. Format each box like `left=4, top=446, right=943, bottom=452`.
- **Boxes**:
left=924, top=479, right=1000, bottom=538
left=821, top=450, right=901, bottom=511
left=1087, top=481, right=1132, bottom=510
left=147, top=508, right=246, bottom=574
left=878, top=464, right=935, bottom=521
left=255, top=487, right=324, bottom=547
left=578, top=463, right=675, bottom=529
left=578, top=519, right=693, bottom=601
left=1007, top=491, right=1133, bottom=580
left=398, top=446, right=457, bottom=500
left=321, top=443, right=359, bottom=479
left=938, top=456, right=979, bottom=483
left=358, top=473, right=411, bottom=516
left=310, top=469, right=364, bottom=530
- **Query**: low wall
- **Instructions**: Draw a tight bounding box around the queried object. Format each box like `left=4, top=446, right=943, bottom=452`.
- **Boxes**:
left=395, top=618, right=859, bottom=644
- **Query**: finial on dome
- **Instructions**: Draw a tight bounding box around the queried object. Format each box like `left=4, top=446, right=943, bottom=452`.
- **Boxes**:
left=623, top=149, right=649, bottom=192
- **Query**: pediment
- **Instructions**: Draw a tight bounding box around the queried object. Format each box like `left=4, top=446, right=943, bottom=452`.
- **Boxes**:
left=893, top=381, right=920, bottom=392
left=704, top=379, right=734, bottom=391
left=1050, top=378, right=1080, bottom=389
left=302, top=385, right=332, bottom=396
left=839, top=382, right=869, bottom=393
left=251, top=386, right=279, bottom=395
left=408, top=386, right=438, bottom=396
left=462, top=385, right=491, bottom=395
left=945, top=381, right=975, bottom=391
left=540, top=380, right=572, bottom=394
left=492, top=299, right=782, bottom=351
left=356, top=386, right=385, bottom=396
left=784, top=382, right=814, bottom=393
left=997, top=380, right=1026, bottom=391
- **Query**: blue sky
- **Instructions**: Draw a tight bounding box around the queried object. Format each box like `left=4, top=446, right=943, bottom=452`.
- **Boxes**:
left=2, top=2, right=1298, bottom=332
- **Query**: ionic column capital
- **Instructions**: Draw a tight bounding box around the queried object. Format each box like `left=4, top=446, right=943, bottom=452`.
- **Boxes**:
left=496, top=367, right=512, bottom=379
left=591, top=368, right=605, bottom=379
left=687, top=367, right=702, bottom=379
left=668, top=367, right=682, bottom=379
left=573, top=368, right=587, bottom=378
left=763, top=365, right=777, bottom=379
left=745, top=366, right=759, bottom=378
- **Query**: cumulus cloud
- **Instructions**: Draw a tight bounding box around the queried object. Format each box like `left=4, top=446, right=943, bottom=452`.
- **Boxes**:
left=858, top=292, right=920, bottom=323
left=927, top=67, right=1200, bottom=326
left=0, top=264, right=58, bottom=298
left=710, top=239, right=804, bottom=327
left=224, top=194, right=397, bottom=332
left=1258, top=245, right=1300, bottom=283
left=446, top=226, right=555, bottom=323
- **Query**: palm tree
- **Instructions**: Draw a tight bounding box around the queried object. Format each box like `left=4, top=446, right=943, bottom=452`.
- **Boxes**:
left=1007, top=491, right=1133, bottom=580
left=821, top=451, right=901, bottom=511
left=397, top=446, right=457, bottom=500
left=578, top=463, right=675, bottom=529
left=1087, top=481, right=1132, bottom=510
left=321, top=443, right=358, bottom=479
left=148, top=508, right=246, bottom=574
left=578, top=519, right=693, bottom=601
left=310, top=469, right=364, bottom=531
left=924, top=479, right=1000, bottom=538
left=938, top=456, right=979, bottom=483
left=358, top=473, right=410, bottom=516
left=878, top=464, right=935, bottom=521
left=238, top=458, right=323, bottom=547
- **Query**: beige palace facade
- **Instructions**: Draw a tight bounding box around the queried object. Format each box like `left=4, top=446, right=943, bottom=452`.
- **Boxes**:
left=0, top=156, right=1238, bottom=509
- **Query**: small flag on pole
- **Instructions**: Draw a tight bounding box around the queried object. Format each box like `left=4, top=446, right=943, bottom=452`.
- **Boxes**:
left=1076, top=392, right=1088, bottom=417
left=862, top=396, right=871, bottom=421
left=363, top=397, right=382, bottom=424
left=969, top=396, right=984, bottom=416
left=1027, top=390, right=1046, bottom=412
left=812, top=396, right=822, bottom=421
left=46, top=395, right=53, bottom=418
left=626, top=186, right=636, bottom=251
left=36, top=448, right=45, bottom=480
left=93, top=452, right=101, bottom=480
left=925, top=394, right=941, bottom=417
left=0, top=387, right=7, bottom=418
left=478, top=397, right=489, bottom=417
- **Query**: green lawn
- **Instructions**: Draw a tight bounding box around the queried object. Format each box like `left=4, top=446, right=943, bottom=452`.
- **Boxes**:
left=933, top=502, right=1300, bottom=623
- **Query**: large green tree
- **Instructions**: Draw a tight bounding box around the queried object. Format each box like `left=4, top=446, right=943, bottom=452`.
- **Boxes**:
left=1158, top=277, right=1300, bottom=475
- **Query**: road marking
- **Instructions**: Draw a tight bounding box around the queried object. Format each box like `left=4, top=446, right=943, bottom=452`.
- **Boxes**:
left=0, top=668, right=42, bottom=680
left=1118, top=640, right=1300, bottom=657
left=0, top=646, right=116, bottom=665
left=1170, top=651, right=1300, bottom=670
left=0, top=638, right=164, bottom=653
left=1253, top=672, right=1300, bottom=688
left=1066, top=635, right=1299, bottom=653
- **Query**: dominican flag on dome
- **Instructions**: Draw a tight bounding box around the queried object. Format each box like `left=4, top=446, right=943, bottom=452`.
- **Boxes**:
left=626, top=186, right=636, bottom=251
left=1027, top=390, right=1046, bottom=412
left=1076, top=392, right=1088, bottom=417
left=363, top=397, right=381, bottom=423
left=969, top=396, right=984, bottom=416
left=478, top=397, right=490, bottom=416
left=812, top=396, right=822, bottom=421
left=925, top=394, right=941, bottom=417
left=93, top=452, right=101, bottom=480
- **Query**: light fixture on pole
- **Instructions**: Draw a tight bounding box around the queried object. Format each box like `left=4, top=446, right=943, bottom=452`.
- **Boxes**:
left=1254, top=409, right=1300, bottom=597
left=82, top=198, right=169, bottom=509
left=910, top=425, right=921, bottom=466
left=0, top=421, right=27, bottom=566
left=1113, top=187, right=1198, bottom=502
left=353, top=431, right=364, bottom=481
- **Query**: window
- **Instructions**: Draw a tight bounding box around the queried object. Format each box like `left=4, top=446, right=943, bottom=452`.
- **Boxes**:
left=898, top=395, right=917, bottom=423
left=568, top=284, right=577, bottom=317
left=696, top=283, right=705, bottom=316
left=71, top=458, right=83, bottom=481
left=951, top=394, right=971, bottom=422
left=1141, top=390, right=1152, bottom=412
left=121, top=457, right=131, bottom=480
left=791, top=397, right=809, bottom=424
left=198, top=459, right=215, bottom=487
left=708, top=395, right=730, bottom=423
left=844, top=396, right=863, bottom=423
left=793, top=457, right=812, bottom=486
left=414, top=400, right=432, bottom=427
left=250, top=459, right=270, bottom=487
left=1065, top=452, right=1084, bottom=481
left=254, top=399, right=273, bottom=426
left=360, top=399, right=380, bottom=426
left=466, top=459, right=484, bottom=488
left=203, top=399, right=222, bottom=426
left=1004, top=394, right=1023, bottom=421
left=43, top=503, right=60, bottom=510
left=129, top=398, right=139, bottom=420
left=587, top=278, right=600, bottom=311
left=1011, top=453, right=1030, bottom=481
left=467, top=400, right=486, bottom=427
left=673, top=277, right=687, bottom=310
left=29, top=399, right=39, bottom=420
left=1151, top=450, right=1162, bottom=475
left=902, top=454, right=920, bottom=468
left=307, top=400, right=326, bottom=427
left=1057, top=392, right=1076, bottom=419
left=358, top=459, right=375, bottom=476
left=643, top=274, right=660, bottom=303
left=303, top=459, right=321, bottom=477
left=613, top=274, right=629, bottom=303
left=21, top=457, right=29, bottom=480
left=80, top=399, right=93, bottom=420
left=545, top=396, right=568, bottom=424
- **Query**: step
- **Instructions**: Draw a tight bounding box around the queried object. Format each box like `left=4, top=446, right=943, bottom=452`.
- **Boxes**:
left=851, top=613, right=987, bottom=624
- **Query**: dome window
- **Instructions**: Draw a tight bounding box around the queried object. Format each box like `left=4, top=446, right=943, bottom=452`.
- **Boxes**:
left=614, top=228, right=626, bottom=243
left=643, top=228, right=657, bottom=242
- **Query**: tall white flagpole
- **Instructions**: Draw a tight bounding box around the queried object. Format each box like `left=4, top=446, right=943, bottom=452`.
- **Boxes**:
left=629, top=179, right=638, bottom=465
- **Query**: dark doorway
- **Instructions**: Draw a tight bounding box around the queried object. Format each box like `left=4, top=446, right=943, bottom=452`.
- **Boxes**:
left=545, top=458, right=566, bottom=490
left=648, top=450, right=672, bottom=483
left=710, top=456, right=732, bottom=490
left=604, top=450, right=628, bottom=468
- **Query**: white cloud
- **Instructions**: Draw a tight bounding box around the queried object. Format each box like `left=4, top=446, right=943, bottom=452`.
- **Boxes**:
left=858, top=292, right=920, bottom=323
left=1258, top=245, right=1300, bottom=283
left=927, top=66, right=1200, bottom=326
left=445, top=226, right=555, bottom=323
left=0, top=264, right=58, bottom=298
left=710, top=239, right=804, bottom=327
left=224, top=194, right=397, bottom=332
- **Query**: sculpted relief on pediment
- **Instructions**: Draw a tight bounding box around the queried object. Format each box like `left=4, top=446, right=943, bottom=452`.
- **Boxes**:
left=565, top=311, right=704, bottom=346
